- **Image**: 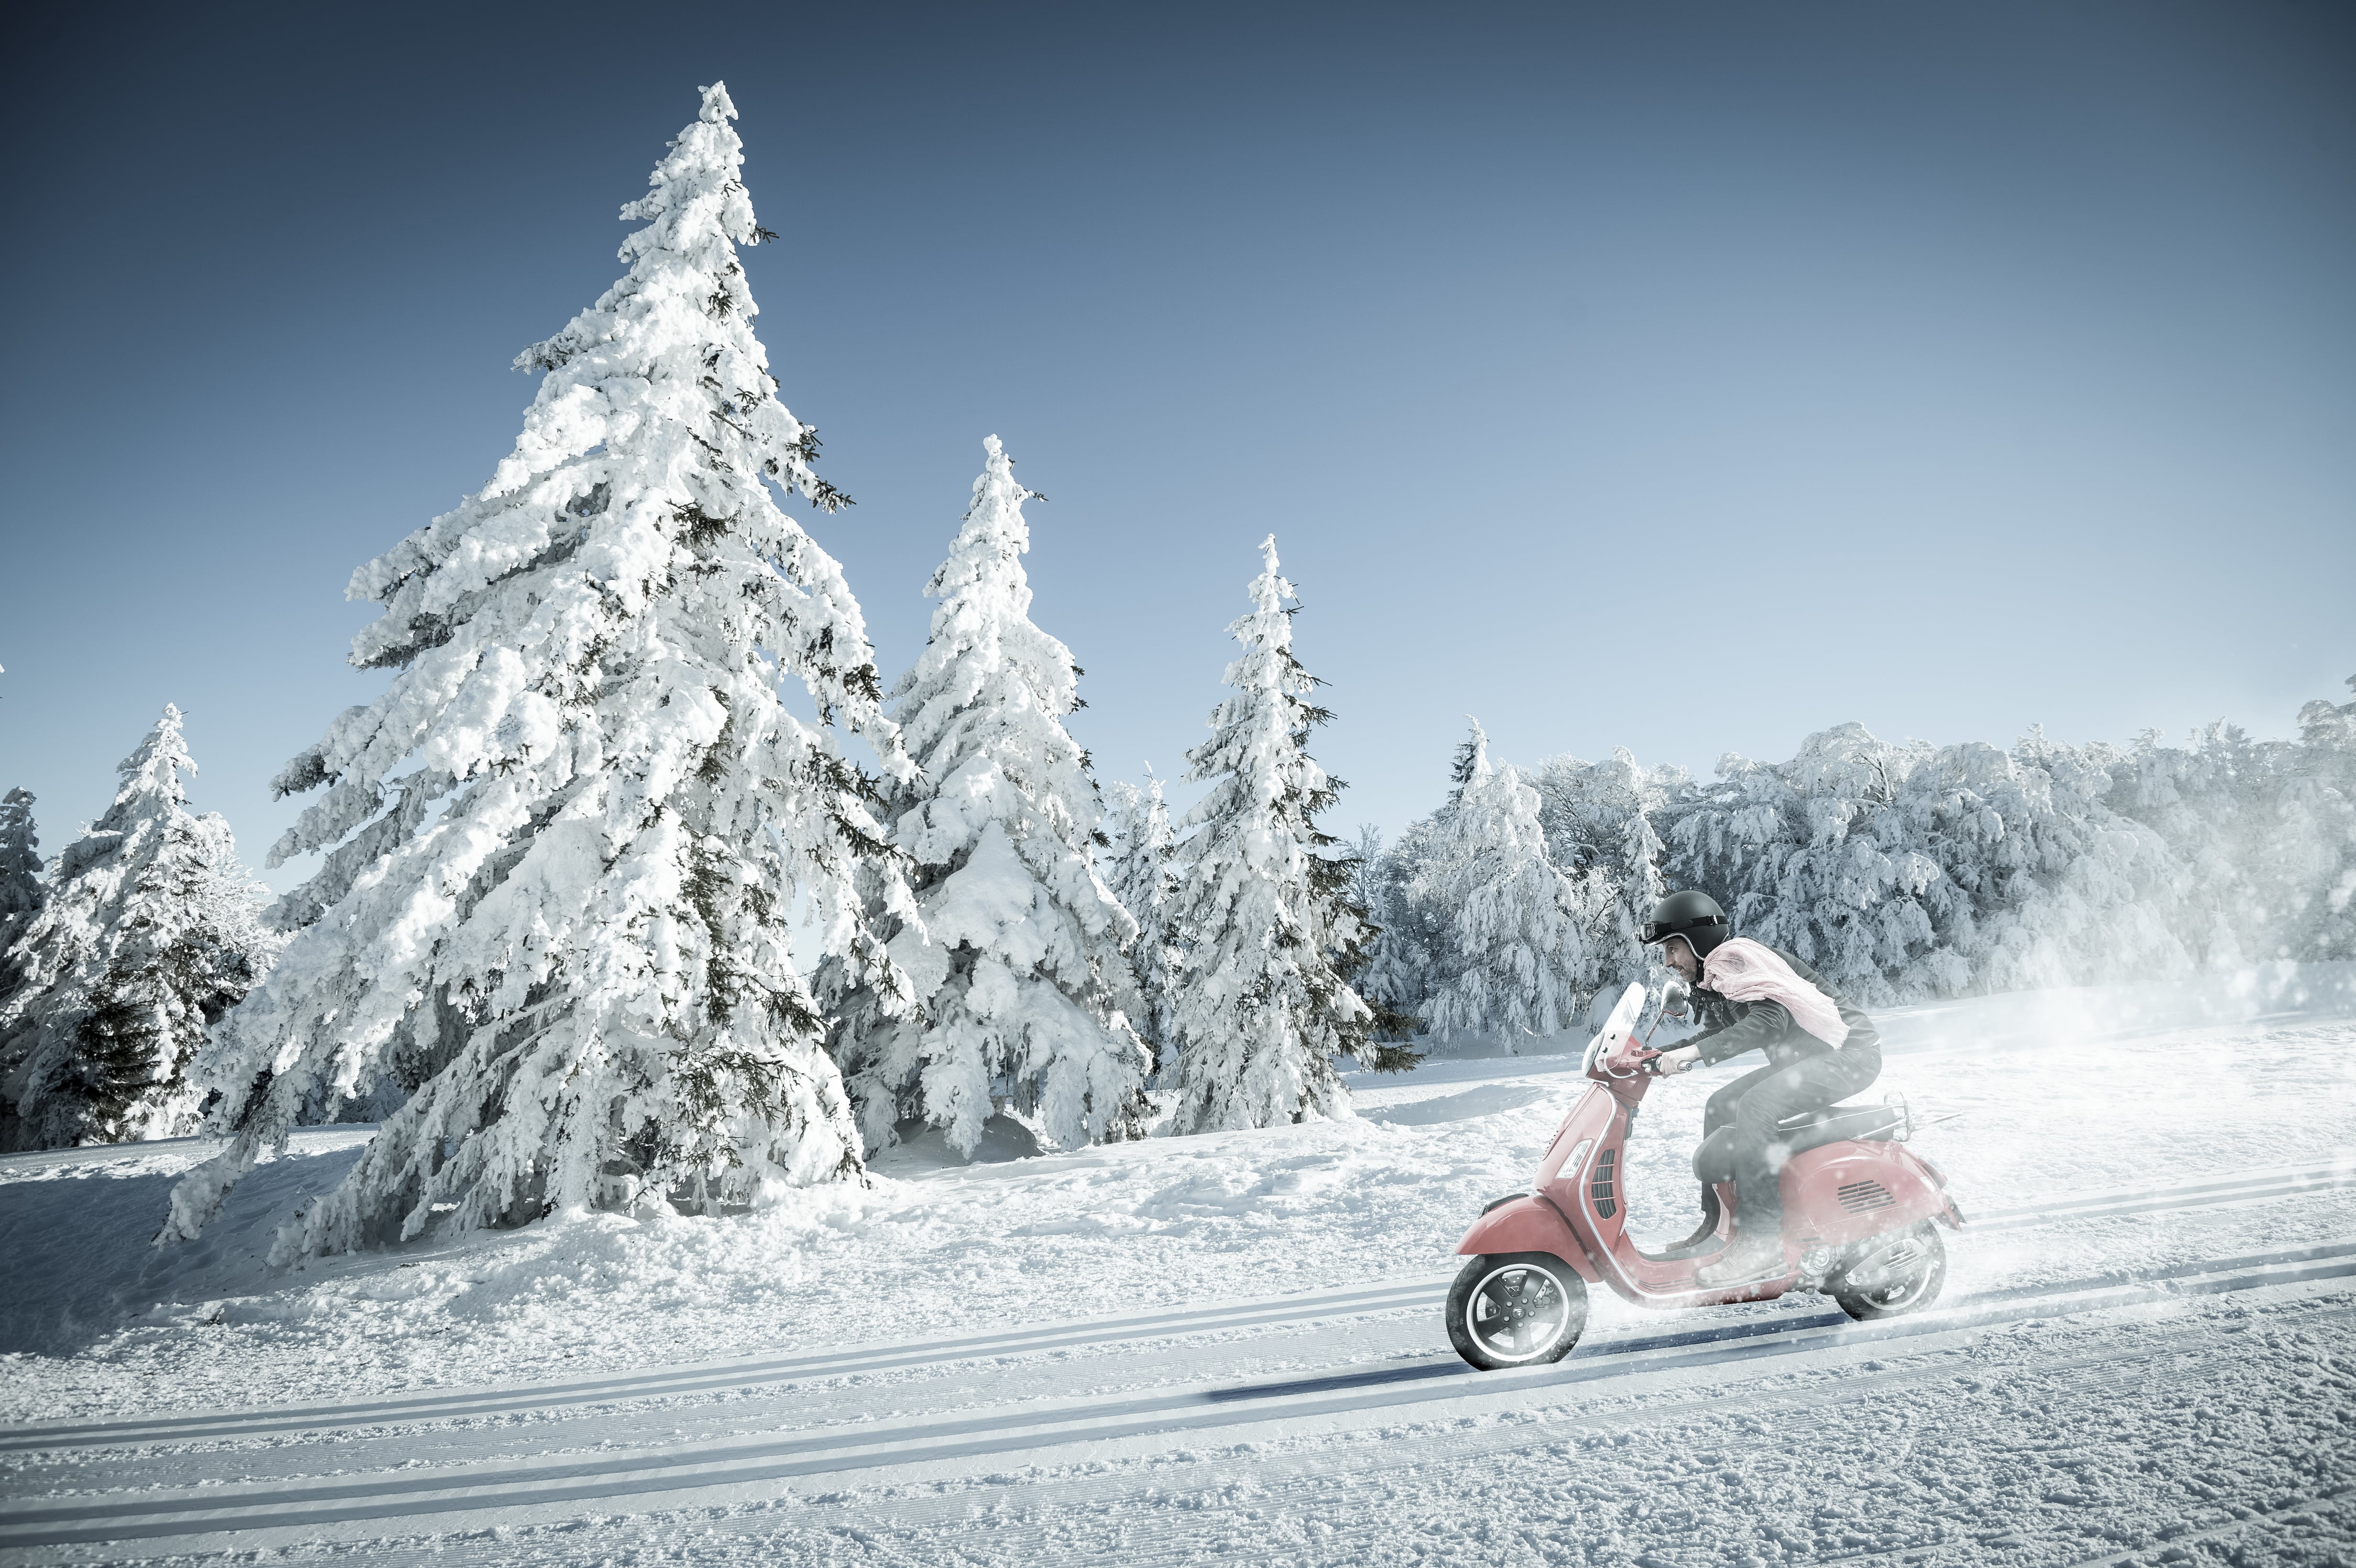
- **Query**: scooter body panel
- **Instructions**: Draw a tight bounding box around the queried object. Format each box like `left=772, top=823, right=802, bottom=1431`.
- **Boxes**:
left=1454, top=1195, right=1601, bottom=1282
left=1778, top=1140, right=1953, bottom=1249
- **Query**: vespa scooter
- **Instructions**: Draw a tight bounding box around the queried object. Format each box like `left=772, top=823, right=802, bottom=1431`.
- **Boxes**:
left=1445, top=981, right=1963, bottom=1371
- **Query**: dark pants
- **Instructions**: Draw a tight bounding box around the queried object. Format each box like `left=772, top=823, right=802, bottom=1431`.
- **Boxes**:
left=1702, top=1043, right=1883, bottom=1233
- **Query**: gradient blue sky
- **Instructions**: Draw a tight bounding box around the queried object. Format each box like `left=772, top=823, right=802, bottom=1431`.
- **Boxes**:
left=2, top=1, right=2350, bottom=889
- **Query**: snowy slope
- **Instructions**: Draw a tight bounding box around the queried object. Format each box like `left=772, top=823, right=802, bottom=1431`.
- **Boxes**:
left=1, top=969, right=2351, bottom=1565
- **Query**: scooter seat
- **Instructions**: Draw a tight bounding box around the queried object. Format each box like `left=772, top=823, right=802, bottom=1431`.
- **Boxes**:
left=1691, top=1101, right=1903, bottom=1183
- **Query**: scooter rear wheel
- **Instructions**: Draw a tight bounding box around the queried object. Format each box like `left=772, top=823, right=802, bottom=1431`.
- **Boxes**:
left=1832, top=1223, right=1947, bottom=1321
left=1447, top=1252, right=1589, bottom=1371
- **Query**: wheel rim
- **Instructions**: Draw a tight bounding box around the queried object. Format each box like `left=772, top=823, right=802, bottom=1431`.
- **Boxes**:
left=1465, top=1263, right=1572, bottom=1362
left=1844, top=1233, right=1936, bottom=1309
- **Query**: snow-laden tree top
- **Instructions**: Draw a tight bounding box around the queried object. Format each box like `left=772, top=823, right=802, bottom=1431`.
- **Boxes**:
left=891, top=436, right=1091, bottom=856
left=166, top=84, right=913, bottom=1257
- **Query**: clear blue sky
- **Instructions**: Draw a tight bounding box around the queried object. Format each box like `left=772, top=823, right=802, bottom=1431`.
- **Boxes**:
left=2, top=1, right=2350, bottom=888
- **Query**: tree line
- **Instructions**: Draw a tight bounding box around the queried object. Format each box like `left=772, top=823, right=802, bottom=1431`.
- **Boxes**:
left=1354, top=694, right=2356, bottom=1043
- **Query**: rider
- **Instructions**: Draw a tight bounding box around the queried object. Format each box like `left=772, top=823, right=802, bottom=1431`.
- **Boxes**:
left=1642, top=891, right=1884, bottom=1287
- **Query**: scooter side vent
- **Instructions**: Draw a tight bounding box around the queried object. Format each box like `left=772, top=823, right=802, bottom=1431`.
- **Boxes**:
left=1589, top=1146, right=1618, bottom=1220
left=1837, top=1180, right=1897, bottom=1214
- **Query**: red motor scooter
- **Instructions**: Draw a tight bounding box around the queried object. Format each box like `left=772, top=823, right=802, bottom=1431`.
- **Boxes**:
left=1446, top=981, right=1964, bottom=1371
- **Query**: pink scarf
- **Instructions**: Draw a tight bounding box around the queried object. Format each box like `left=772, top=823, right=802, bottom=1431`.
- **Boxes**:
left=1700, top=937, right=1850, bottom=1049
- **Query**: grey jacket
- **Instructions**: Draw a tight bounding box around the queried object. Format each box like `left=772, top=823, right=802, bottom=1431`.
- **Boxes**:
left=1685, top=946, right=1881, bottom=1067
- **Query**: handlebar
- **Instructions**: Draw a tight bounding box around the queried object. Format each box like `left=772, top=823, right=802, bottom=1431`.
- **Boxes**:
left=1595, top=1041, right=1663, bottom=1079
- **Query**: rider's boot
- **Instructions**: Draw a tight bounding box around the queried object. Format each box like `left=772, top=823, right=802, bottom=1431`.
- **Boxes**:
left=1696, top=1229, right=1787, bottom=1288
left=1663, top=1184, right=1721, bottom=1253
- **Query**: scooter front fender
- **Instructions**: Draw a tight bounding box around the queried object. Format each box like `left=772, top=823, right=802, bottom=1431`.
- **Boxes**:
left=1454, top=1195, right=1598, bottom=1282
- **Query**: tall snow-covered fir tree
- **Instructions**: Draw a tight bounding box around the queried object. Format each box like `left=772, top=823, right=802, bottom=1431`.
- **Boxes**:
left=829, top=437, right=1147, bottom=1157
left=0, top=788, right=39, bottom=925
left=0, top=788, right=42, bottom=1018
left=1334, top=824, right=1424, bottom=1071
left=0, top=708, right=276, bottom=1151
left=163, top=84, right=916, bottom=1257
left=1354, top=816, right=1441, bottom=1034
left=1102, top=770, right=1178, bottom=1074
left=1163, top=536, right=1376, bottom=1133
left=1414, top=720, right=1606, bottom=1047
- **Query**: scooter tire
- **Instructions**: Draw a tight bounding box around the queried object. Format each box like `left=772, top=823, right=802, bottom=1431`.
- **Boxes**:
left=1447, top=1252, right=1589, bottom=1371
left=1832, top=1223, right=1946, bottom=1321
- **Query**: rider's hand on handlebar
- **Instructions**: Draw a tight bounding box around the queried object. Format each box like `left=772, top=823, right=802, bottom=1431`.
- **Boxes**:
left=1655, top=1045, right=1702, bottom=1077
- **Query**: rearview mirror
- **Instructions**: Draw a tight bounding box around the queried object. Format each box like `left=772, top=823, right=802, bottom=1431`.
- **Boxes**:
left=1660, top=979, right=1691, bottom=1019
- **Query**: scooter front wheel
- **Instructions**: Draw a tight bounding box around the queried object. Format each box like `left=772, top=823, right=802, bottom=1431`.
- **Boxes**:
left=1447, top=1252, right=1589, bottom=1371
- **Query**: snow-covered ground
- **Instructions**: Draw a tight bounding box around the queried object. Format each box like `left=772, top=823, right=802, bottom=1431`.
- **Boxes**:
left=2, top=969, right=2352, bottom=1565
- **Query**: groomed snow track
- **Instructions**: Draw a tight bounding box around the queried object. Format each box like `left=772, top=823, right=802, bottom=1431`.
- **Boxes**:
left=4, top=1160, right=2345, bottom=1459
left=1, top=1165, right=2349, bottom=1558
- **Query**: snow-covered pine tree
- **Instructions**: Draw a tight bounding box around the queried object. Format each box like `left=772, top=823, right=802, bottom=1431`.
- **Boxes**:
left=162, top=84, right=915, bottom=1257
left=1413, top=720, right=1605, bottom=1048
left=2293, top=675, right=2356, bottom=958
left=829, top=437, right=1147, bottom=1157
left=1353, top=815, right=1442, bottom=1037
left=2110, top=681, right=2356, bottom=967
left=1529, top=748, right=1682, bottom=999
left=1163, top=536, right=1376, bottom=1132
left=0, top=708, right=273, bottom=1150
left=2109, top=722, right=2276, bottom=967
left=1335, top=825, right=1423, bottom=1072
left=1932, top=728, right=2187, bottom=991
left=0, top=789, right=38, bottom=925
left=0, top=788, right=41, bottom=1021
left=1102, top=770, right=1178, bottom=1074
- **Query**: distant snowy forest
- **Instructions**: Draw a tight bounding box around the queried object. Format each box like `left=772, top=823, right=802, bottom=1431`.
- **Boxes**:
left=1, top=84, right=2350, bottom=1261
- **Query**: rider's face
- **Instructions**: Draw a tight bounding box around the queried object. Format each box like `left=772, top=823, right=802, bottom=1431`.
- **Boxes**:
left=1661, top=937, right=1700, bottom=983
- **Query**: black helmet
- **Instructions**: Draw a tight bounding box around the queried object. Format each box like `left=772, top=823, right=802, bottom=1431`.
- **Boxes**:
left=1641, top=891, right=1730, bottom=957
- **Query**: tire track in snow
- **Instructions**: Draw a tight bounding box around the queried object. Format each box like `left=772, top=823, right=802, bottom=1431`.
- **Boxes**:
left=5, top=1160, right=2344, bottom=1458
left=724, top=1296, right=2356, bottom=1568
left=1966, top=1162, right=2353, bottom=1232
left=2, top=1241, right=2348, bottom=1551
left=0, top=1280, right=1443, bottom=1454
left=786, top=1313, right=2356, bottom=1568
